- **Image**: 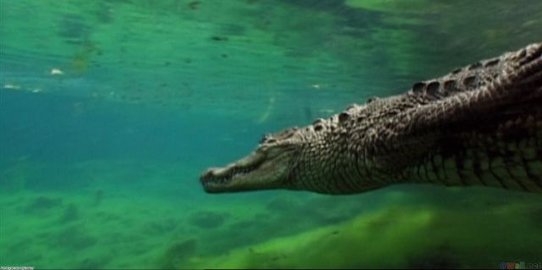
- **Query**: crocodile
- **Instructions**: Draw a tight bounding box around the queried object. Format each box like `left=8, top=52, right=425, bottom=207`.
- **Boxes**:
left=200, top=42, right=542, bottom=194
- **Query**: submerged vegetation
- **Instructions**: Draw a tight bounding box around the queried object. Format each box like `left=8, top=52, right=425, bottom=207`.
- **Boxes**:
left=2, top=160, right=540, bottom=268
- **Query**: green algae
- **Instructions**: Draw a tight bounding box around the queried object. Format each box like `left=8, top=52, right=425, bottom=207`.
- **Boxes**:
left=24, top=196, right=64, bottom=214
left=188, top=210, right=229, bottom=229
left=159, top=238, right=198, bottom=269
left=188, top=199, right=542, bottom=269
left=1, top=159, right=541, bottom=269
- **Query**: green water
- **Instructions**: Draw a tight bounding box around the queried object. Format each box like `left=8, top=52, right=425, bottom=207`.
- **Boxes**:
left=1, top=0, right=541, bottom=269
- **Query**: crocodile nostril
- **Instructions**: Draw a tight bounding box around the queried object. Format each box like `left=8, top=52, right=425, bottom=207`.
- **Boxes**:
left=201, top=169, right=216, bottom=179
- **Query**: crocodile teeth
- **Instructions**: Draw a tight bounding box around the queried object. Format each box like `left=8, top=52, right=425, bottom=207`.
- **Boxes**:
left=202, top=161, right=263, bottom=186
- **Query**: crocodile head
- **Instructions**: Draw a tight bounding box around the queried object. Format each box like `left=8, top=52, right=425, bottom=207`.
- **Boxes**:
left=200, top=127, right=303, bottom=193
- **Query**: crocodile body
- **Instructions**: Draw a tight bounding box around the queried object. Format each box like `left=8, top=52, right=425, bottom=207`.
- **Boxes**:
left=200, top=42, right=542, bottom=194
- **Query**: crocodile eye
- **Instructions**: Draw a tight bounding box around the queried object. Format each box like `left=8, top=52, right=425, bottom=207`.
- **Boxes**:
left=259, top=135, right=269, bottom=144
left=366, top=97, right=378, bottom=104
left=259, top=134, right=277, bottom=144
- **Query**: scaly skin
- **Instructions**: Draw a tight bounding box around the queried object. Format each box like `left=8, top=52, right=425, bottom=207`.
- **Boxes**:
left=200, top=42, right=542, bottom=194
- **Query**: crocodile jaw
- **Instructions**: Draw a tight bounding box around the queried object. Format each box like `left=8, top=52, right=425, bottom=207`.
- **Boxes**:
left=200, top=150, right=291, bottom=193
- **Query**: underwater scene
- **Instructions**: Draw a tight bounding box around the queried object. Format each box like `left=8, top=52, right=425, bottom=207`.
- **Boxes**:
left=1, top=0, right=542, bottom=269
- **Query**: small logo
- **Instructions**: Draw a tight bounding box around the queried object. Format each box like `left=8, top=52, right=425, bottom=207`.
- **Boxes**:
left=500, top=261, right=525, bottom=270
